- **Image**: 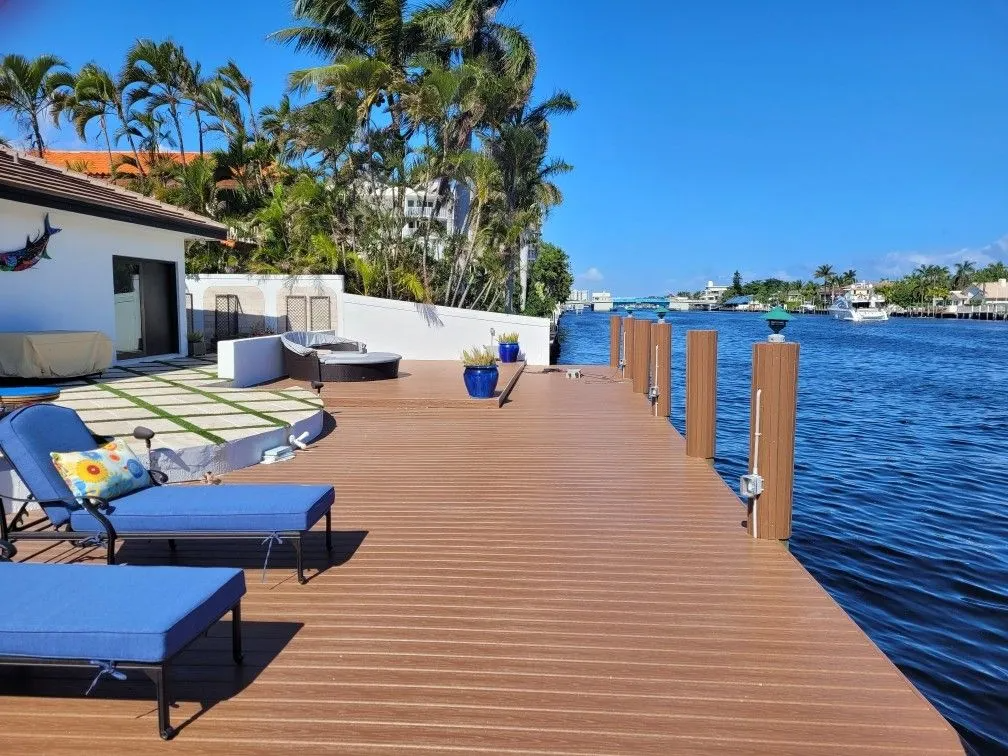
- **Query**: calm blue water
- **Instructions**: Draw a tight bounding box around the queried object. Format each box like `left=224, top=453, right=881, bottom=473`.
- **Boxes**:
left=559, top=310, right=1008, bottom=755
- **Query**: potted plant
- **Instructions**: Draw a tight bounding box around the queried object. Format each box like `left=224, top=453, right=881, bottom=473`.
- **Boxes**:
left=497, top=332, right=520, bottom=363
left=461, top=346, right=499, bottom=399
left=187, top=330, right=206, bottom=358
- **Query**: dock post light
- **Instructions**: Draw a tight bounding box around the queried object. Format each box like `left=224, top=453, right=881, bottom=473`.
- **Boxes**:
left=764, top=306, right=793, bottom=342
left=656, top=308, right=668, bottom=321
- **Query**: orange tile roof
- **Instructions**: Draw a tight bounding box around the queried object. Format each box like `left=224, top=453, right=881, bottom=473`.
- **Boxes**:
left=42, top=150, right=199, bottom=177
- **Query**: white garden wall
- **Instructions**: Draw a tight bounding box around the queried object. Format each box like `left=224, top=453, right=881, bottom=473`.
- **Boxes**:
left=185, top=274, right=344, bottom=340
left=340, top=294, right=551, bottom=365
left=0, top=198, right=189, bottom=356
left=217, top=334, right=285, bottom=388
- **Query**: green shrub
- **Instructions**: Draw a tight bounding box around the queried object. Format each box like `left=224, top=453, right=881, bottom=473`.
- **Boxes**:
left=461, top=346, right=497, bottom=367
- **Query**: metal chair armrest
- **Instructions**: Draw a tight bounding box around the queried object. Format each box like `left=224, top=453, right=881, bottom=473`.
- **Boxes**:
left=0, top=540, right=16, bottom=561
left=148, top=469, right=169, bottom=486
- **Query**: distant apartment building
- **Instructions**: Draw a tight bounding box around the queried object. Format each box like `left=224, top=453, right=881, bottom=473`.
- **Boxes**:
left=592, top=291, right=614, bottom=311
left=369, top=181, right=471, bottom=260
left=698, top=280, right=728, bottom=305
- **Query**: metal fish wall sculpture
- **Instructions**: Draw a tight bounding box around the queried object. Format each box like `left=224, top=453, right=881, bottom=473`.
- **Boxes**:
left=1, top=214, right=61, bottom=272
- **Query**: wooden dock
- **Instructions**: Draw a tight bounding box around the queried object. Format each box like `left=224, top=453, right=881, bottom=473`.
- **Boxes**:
left=0, top=365, right=964, bottom=754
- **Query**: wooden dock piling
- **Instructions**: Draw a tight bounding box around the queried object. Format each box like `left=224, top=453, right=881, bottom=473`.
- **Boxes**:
left=686, top=330, right=718, bottom=459
left=609, top=316, right=621, bottom=369
left=650, top=321, right=671, bottom=417
left=623, top=316, right=635, bottom=380
left=747, top=341, right=799, bottom=540
left=632, top=318, right=652, bottom=394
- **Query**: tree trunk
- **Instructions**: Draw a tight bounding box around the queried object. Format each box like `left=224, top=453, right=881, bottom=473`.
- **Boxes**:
left=194, top=106, right=205, bottom=157
left=170, top=104, right=186, bottom=164
left=101, top=116, right=115, bottom=179
left=31, top=114, right=45, bottom=157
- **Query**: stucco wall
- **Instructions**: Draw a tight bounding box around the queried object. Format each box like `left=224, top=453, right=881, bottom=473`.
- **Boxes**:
left=185, top=274, right=344, bottom=339
left=0, top=198, right=189, bottom=355
left=340, top=294, right=551, bottom=365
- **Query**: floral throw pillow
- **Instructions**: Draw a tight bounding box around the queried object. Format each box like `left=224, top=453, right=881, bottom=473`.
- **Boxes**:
left=51, top=439, right=151, bottom=501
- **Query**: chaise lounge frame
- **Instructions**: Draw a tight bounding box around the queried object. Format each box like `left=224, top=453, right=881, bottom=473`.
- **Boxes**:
left=0, top=485, right=332, bottom=584
left=0, top=540, right=244, bottom=740
left=0, top=404, right=333, bottom=584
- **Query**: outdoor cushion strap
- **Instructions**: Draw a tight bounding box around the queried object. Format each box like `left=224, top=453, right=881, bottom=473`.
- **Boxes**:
left=261, top=532, right=283, bottom=583
left=85, top=660, right=126, bottom=695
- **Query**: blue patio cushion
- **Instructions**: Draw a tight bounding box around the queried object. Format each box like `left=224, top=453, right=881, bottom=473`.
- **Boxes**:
left=0, top=404, right=98, bottom=526
left=0, top=563, right=245, bottom=663
left=68, top=484, right=335, bottom=534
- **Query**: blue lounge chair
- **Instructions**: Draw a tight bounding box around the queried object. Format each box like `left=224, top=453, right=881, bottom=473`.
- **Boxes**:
left=0, top=404, right=335, bottom=583
left=0, top=540, right=245, bottom=739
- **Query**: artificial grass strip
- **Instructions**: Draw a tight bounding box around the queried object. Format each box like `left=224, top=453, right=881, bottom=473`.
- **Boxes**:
left=88, top=380, right=227, bottom=444
left=152, top=359, right=219, bottom=378
left=118, top=367, right=288, bottom=427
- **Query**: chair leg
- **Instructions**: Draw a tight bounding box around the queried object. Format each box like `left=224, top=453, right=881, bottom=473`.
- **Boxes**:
left=325, top=508, right=332, bottom=551
left=231, top=603, right=244, bottom=664
left=147, top=664, right=175, bottom=740
left=294, top=536, right=306, bottom=584
left=106, top=536, right=116, bottom=566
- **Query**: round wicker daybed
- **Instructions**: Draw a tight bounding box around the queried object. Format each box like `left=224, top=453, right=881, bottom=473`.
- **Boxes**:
left=280, top=331, right=401, bottom=382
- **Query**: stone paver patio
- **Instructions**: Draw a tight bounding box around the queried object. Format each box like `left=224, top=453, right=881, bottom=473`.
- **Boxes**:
left=50, top=356, right=322, bottom=456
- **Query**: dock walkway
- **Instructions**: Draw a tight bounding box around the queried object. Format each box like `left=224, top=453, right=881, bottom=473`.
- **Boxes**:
left=0, top=365, right=964, bottom=754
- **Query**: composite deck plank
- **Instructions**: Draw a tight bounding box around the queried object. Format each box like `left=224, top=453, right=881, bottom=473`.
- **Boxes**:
left=0, top=366, right=964, bottom=754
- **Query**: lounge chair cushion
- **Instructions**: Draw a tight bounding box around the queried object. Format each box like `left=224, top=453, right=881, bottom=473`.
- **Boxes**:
left=50, top=438, right=151, bottom=501
left=68, top=483, right=335, bottom=534
left=0, top=563, right=245, bottom=663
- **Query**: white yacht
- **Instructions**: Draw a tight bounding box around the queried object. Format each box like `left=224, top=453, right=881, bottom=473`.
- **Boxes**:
left=828, top=282, right=889, bottom=322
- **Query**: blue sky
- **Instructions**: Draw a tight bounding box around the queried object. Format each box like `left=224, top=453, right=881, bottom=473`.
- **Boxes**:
left=2, top=0, right=1007, bottom=295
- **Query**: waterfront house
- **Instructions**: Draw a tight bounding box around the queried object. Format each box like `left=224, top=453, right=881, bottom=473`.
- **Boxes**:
left=698, top=279, right=728, bottom=305
left=0, top=147, right=227, bottom=361
left=721, top=294, right=762, bottom=311
left=973, top=278, right=1008, bottom=304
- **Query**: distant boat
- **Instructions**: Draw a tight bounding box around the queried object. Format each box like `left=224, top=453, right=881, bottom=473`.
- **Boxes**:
left=828, top=281, right=890, bottom=322
left=829, top=294, right=889, bottom=322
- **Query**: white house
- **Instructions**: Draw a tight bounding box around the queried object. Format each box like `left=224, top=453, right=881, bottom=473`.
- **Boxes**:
left=0, top=147, right=227, bottom=365
left=972, top=279, right=1008, bottom=304
left=698, top=280, right=728, bottom=305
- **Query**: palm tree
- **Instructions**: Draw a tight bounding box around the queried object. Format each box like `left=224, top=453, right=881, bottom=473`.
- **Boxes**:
left=182, top=60, right=213, bottom=156
left=841, top=269, right=857, bottom=286
left=813, top=264, right=835, bottom=303
left=273, top=0, right=430, bottom=136
left=199, top=78, right=244, bottom=144
left=952, top=260, right=976, bottom=290
left=59, top=63, right=144, bottom=177
left=0, top=54, right=75, bottom=156
left=217, top=60, right=258, bottom=136
left=124, top=39, right=193, bottom=163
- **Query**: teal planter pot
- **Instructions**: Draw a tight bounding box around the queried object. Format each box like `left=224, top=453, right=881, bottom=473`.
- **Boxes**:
left=463, top=365, right=499, bottom=398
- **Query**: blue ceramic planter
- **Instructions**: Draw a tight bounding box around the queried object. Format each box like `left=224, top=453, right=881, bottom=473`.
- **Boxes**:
left=463, top=365, right=499, bottom=399
left=498, top=342, right=520, bottom=363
